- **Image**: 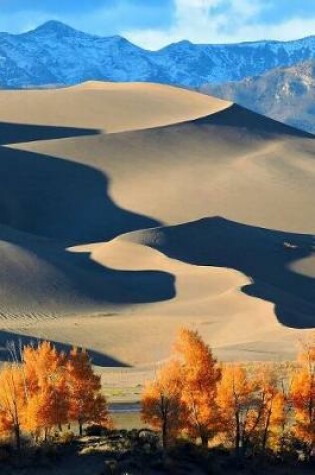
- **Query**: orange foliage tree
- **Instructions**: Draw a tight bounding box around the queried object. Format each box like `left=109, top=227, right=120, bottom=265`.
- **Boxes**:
left=217, top=363, right=301, bottom=458
left=265, top=389, right=287, bottom=454
left=215, top=364, right=283, bottom=456
left=141, top=329, right=314, bottom=459
left=141, top=360, right=185, bottom=448
left=23, top=342, right=69, bottom=437
left=0, top=341, right=111, bottom=445
left=0, top=364, right=26, bottom=451
left=290, top=334, right=315, bottom=459
left=174, top=328, right=221, bottom=447
left=249, top=364, right=286, bottom=455
left=67, top=347, right=110, bottom=436
left=217, top=364, right=256, bottom=456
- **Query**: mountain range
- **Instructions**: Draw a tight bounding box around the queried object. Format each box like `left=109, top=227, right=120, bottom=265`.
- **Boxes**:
left=0, top=21, right=314, bottom=89
left=202, top=61, right=315, bottom=135
left=0, top=81, right=313, bottom=364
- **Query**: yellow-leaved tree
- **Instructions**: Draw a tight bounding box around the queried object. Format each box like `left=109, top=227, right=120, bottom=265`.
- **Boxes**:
left=141, top=359, right=185, bottom=448
left=249, top=364, right=286, bottom=455
left=174, top=328, right=221, bottom=447
left=67, top=347, right=110, bottom=436
left=0, top=364, right=26, bottom=451
left=216, top=364, right=257, bottom=457
left=290, top=334, right=314, bottom=460
left=23, top=341, right=69, bottom=438
left=0, top=341, right=112, bottom=444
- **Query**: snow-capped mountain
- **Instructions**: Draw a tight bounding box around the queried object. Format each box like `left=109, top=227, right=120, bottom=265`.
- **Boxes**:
left=0, top=21, right=314, bottom=88
left=202, top=61, right=315, bottom=134
left=0, top=22, right=162, bottom=88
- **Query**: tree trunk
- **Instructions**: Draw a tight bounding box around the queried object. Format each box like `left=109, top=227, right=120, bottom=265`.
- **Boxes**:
left=79, top=420, right=83, bottom=437
left=262, top=415, right=270, bottom=454
left=200, top=433, right=208, bottom=448
left=235, top=413, right=241, bottom=458
left=13, top=424, right=21, bottom=454
left=162, top=419, right=168, bottom=450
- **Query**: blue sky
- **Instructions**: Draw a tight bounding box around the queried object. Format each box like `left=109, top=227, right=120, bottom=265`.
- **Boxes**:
left=0, top=0, right=314, bottom=49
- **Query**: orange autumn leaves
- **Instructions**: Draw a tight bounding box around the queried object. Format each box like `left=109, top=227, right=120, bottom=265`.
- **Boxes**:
left=142, top=328, right=221, bottom=448
left=291, top=337, right=315, bottom=453
left=216, top=363, right=288, bottom=456
left=67, top=347, right=110, bottom=436
left=142, top=329, right=314, bottom=459
left=141, top=360, right=184, bottom=449
left=174, top=328, right=221, bottom=447
left=0, top=342, right=110, bottom=449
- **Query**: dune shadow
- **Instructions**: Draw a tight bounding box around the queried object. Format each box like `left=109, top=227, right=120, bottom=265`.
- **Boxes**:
left=0, top=120, right=100, bottom=146
left=137, top=217, right=315, bottom=329
left=0, top=330, right=129, bottom=367
left=0, top=120, right=176, bottom=309
left=193, top=104, right=315, bottom=139
left=0, top=223, right=176, bottom=305
left=0, top=121, right=161, bottom=243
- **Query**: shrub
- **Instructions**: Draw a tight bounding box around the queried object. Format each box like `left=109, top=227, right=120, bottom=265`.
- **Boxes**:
left=59, top=431, right=75, bottom=444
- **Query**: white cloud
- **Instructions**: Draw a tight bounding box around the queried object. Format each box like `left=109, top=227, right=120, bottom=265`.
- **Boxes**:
left=123, top=0, right=315, bottom=50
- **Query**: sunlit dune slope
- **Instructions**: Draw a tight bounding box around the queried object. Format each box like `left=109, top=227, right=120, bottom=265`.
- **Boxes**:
left=14, top=101, right=314, bottom=238
left=0, top=82, right=231, bottom=134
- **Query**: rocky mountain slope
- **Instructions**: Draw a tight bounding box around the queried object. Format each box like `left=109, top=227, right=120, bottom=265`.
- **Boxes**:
left=0, top=21, right=314, bottom=88
left=202, top=61, right=315, bottom=134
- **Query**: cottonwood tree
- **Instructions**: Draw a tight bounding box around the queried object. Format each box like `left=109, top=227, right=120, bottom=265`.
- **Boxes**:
left=217, top=364, right=258, bottom=457
left=141, top=360, right=185, bottom=448
left=174, top=328, right=221, bottom=447
left=0, top=341, right=111, bottom=443
left=23, top=341, right=69, bottom=437
left=0, top=364, right=25, bottom=451
left=250, top=365, right=286, bottom=455
left=290, top=334, right=314, bottom=460
left=67, top=347, right=110, bottom=436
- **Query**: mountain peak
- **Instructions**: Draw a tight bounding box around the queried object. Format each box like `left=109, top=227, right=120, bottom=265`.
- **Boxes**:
left=176, top=40, right=194, bottom=46
left=169, top=39, right=194, bottom=49
left=26, top=20, right=86, bottom=37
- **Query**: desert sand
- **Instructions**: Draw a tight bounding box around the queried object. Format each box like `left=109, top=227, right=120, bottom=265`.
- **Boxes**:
left=0, top=82, right=314, bottom=369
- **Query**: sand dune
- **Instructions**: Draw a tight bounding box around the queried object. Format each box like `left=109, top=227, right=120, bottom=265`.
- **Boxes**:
left=0, top=82, right=313, bottom=367
left=119, top=217, right=315, bottom=328
left=71, top=237, right=299, bottom=365
left=16, top=104, right=314, bottom=236
left=0, top=82, right=230, bottom=134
